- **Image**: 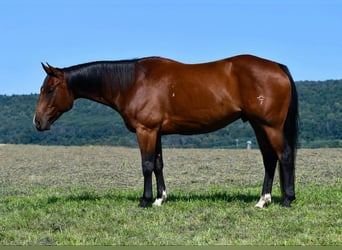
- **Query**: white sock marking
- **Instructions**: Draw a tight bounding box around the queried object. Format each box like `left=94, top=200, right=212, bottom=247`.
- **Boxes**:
left=153, top=190, right=167, bottom=206
left=255, top=193, right=272, bottom=208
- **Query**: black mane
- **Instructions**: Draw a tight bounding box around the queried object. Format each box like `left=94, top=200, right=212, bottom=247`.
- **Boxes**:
left=63, top=59, right=140, bottom=94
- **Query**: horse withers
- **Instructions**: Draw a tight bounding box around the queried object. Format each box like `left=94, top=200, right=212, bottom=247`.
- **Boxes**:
left=33, top=55, right=298, bottom=208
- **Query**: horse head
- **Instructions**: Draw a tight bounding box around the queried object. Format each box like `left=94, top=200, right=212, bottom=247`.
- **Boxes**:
left=33, top=63, right=74, bottom=131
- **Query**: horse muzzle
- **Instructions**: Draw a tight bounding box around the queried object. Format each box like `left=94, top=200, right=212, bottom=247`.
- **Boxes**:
left=33, top=114, right=51, bottom=131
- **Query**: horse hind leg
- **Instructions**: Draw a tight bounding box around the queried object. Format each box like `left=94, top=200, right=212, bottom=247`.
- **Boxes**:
left=255, top=150, right=278, bottom=208
left=279, top=140, right=296, bottom=207
left=254, top=124, right=296, bottom=207
left=252, top=123, right=280, bottom=208
left=256, top=143, right=278, bottom=207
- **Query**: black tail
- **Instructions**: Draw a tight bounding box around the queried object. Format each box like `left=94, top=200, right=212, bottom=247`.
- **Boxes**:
left=279, top=64, right=299, bottom=157
left=278, top=64, right=299, bottom=205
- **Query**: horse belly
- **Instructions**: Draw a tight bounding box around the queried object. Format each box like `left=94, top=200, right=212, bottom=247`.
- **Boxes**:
left=161, top=103, right=241, bottom=135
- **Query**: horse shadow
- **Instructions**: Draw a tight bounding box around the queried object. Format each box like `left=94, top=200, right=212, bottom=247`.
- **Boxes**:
left=166, top=191, right=282, bottom=205
left=46, top=189, right=282, bottom=206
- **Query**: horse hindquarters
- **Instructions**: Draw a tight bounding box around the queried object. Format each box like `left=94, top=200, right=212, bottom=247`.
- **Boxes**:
left=252, top=65, right=298, bottom=208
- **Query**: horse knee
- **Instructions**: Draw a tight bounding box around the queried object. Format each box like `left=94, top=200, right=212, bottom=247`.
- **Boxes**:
left=142, top=161, right=154, bottom=176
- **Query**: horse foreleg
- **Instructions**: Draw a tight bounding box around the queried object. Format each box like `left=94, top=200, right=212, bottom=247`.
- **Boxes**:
left=139, top=156, right=155, bottom=207
left=136, top=127, right=158, bottom=207
left=153, top=136, right=167, bottom=206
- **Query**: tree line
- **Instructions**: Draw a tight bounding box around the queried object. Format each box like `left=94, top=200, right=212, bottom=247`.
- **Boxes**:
left=0, top=79, right=341, bottom=148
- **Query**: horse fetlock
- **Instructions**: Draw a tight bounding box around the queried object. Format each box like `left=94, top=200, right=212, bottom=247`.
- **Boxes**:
left=255, top=193, right=272, bottom=208
left=153, top=190, right=167, bottom=206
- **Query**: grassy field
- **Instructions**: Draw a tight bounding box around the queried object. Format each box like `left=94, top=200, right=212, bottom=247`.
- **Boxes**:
left=0, top=144, right=341, bottom=245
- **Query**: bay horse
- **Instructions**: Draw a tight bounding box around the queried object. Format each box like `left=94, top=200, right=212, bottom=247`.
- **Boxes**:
left=33, top=55, right=298, bottom=208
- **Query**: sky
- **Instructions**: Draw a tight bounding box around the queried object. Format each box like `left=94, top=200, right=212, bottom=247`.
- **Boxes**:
left=0, top=0, right=341, bottom=95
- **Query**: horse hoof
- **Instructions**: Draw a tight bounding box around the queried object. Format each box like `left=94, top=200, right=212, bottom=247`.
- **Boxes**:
left=282, top=195, right=295, bottom=207
left=255, top=193, right=272, bottom=208
left=139, top=198, right=151, bottom=208
left=281, top=199, right=292, bottom=207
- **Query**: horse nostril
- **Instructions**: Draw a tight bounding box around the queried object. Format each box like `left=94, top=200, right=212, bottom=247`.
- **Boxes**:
left=33, top=115, right=41, bottom=130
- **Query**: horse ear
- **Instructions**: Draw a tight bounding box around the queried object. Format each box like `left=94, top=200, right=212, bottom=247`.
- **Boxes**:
left=41, top=62, right=63, bottom=78
left=41, top=62, right=52, bottom=75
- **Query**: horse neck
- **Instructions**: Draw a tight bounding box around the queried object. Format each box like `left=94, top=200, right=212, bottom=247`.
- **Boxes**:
left=65, top=61, right=137, bottom=110
left=67, top=75, right=120, bottom=109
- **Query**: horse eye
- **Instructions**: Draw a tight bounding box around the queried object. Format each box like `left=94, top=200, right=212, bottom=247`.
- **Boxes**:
left=47, top=87, right=55, bottom=94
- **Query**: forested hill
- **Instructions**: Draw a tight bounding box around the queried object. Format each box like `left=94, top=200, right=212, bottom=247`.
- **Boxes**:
left=0, top=80, right=341, bottom=148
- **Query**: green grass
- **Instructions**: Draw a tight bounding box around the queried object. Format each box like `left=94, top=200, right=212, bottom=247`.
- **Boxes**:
left=1, top=184, right=341, bottom=245
left=0, top=145, right=341, bottom=245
